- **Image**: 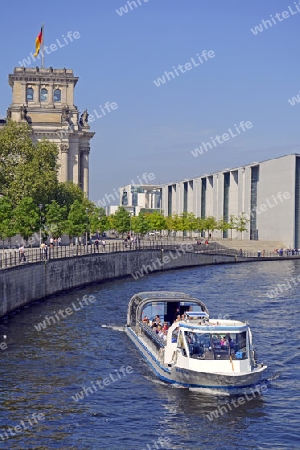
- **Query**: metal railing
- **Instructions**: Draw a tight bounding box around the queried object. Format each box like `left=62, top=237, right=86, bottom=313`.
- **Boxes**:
left=0, top=240, right=298, bottom=270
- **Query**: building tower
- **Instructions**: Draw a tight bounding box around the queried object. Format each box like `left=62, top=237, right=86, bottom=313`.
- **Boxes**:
left=6, top=67, right=95, bottom=197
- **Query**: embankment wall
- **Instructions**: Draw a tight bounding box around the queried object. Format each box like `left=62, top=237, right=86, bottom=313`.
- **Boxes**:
left=0, top=250, right=236, bottom=317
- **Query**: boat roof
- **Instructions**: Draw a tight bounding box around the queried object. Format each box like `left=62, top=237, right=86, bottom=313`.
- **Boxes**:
left=178, top=322, right=249, bottom=333
left=134, top=291, right=199, bottom=301
left=127, top=291, right=209, bottom=325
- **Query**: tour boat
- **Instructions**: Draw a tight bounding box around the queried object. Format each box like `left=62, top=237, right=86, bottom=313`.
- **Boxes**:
left=125, top=291, right=267, bottom=393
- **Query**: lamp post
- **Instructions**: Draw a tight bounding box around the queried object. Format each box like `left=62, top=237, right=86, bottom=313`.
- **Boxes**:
left=130, top=211, right=134, bottom=238
left=38, top=204, right=43, bottom=246
left=85, top=208, right=89, bottom=252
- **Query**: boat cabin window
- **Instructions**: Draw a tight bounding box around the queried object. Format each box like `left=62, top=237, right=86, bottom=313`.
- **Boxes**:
left=184, top=331, right=248, bottom=360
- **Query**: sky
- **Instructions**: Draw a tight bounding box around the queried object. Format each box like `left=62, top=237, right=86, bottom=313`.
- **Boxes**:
left=0, top=0, right=300, bottom=204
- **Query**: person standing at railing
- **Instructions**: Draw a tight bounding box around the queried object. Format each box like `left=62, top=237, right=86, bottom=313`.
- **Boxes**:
left=19, top=245, right=26, bottom=263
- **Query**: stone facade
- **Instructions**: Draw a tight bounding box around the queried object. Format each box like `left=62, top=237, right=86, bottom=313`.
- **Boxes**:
left=2, top=67, right=95, bottom=197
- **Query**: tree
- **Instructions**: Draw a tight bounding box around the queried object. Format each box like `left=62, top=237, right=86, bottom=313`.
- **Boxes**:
left=132, top=212, right=151, bottom=236
left=0, top=197, right=15, bottom=247
left=203, top=216, right=218, bottom=238
left=0, top=122, right=59, bottom=205
left=45, top=200, right=67, bottom=238
left=13, top=197, right=40, bottom=242
left=217, top=217, right=231, bottom=239
left=89, top=207, right=109, bottom=234
left=195, top=217, right=205, bottom=238
left=148, top=211, right=166, bottom=235
left=110, top=207, right=130, bottom=236
left=0, top=121, right=33, bottom=196
left=65, top=200, right=88, bottom=240
left=169, top=214, right=182, bottom=237
left=228, top=214, right=237, bottom=240
left=180, top=212, right=198, bottom=238
left=55, top=181, right=85, bottom=211
left=234, top=212, right=249, bottom=239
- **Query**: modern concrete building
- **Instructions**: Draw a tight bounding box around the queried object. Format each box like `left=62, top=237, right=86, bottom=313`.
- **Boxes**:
left=120, top=184, right=162, bottom=215
left=120, top=155, right=299, bottom=247
left=1, top=67, right=94, bottom=197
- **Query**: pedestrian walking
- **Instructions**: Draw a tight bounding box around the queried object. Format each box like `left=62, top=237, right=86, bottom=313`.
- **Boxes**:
left=102, top=239, right=106, bottom=251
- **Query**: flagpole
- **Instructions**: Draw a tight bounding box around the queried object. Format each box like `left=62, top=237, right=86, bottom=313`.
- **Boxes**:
left=41, top=23, right=45, bottom=69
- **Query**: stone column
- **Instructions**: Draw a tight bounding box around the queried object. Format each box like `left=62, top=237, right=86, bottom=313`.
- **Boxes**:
left=60, top=144, right=69, bottom=182
left=81, top=148, right=90, bottom=197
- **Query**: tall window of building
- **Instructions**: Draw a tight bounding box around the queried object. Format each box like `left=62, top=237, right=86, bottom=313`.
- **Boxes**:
left=40, top=88, right=48, bottom=102
left=168, top=186, right=172, bottom=216
left=295, top=158, right=300, bottom=248
left=183, top=182, right=188, bottom=213
left=26, top=87, right=34, bottom=102
left=223, top=173, right=230, bottom=238
left=250, top=166, right=259, bottom=240
left=201, top=178, right=206, bottom=219
left=122, top=190, right=128, bottom=206
left=53, top=89, right=61, bottom=102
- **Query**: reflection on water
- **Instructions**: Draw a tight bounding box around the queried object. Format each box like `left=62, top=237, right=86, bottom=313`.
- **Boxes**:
left=0, top=261, right=299, bottom=449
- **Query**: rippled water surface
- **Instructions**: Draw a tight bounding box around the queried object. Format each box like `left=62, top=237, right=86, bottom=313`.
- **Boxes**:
left=0, top=260, right=299, bottom=449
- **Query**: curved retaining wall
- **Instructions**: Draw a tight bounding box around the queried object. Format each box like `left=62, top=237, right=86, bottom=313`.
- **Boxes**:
left=0, top=249, right=236, bottom=317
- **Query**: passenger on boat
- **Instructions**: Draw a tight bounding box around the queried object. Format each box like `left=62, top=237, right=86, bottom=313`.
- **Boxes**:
left=220, top=336, right=227, bottom=346
left=157, top=325, right=164, bottom=339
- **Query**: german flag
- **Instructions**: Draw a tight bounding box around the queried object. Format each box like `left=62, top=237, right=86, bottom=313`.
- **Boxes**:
left=34, top=27, right=43, bottom=57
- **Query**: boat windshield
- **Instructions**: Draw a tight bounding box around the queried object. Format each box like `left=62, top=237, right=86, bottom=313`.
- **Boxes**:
left=182, top=331, right=248, bottom=360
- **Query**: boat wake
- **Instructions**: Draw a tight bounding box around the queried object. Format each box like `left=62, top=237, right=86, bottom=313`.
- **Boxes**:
left=101, top=324, right=125, bottom=332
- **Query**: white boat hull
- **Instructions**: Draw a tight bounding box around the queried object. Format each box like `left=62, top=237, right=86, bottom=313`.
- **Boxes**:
left=126, top=326, right=267, bottom=395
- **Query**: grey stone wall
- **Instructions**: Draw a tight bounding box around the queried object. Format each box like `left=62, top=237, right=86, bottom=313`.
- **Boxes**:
left=0, top=250, right=236, bottom=317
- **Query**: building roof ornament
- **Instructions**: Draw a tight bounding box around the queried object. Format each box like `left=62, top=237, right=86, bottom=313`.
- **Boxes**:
left=61, top=105, right=71, bottom=123
left=61, top=144, right=69, bottom=153
left=79, top=109, right=89, bottom=127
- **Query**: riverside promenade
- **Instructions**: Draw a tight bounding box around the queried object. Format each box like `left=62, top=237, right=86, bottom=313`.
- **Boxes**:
left=0, top=238, right=298, bottom=318
left=0, top=238, right=292, bottom=270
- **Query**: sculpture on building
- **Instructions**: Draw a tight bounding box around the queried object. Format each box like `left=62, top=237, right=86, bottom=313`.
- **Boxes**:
left=20, top=104, right=28, bottom=121
left=61, top=105, right=71, bottom=123
left=79, top=109, right=89, bottom=127
left=61, top=144, right=69, bottom=153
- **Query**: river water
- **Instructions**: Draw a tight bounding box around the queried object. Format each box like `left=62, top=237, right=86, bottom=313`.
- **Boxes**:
left=0, top=260, right=299, bottom=449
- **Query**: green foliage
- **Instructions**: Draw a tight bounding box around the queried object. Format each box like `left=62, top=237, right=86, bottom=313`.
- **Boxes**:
left=65, top=200, right=89, bottom=238
left=0, top=121, right=33, bottom=195
left=217, top=217, right=231, bottom=234
left=203, top=216, right=218, bottom=235
left=132, top=212, right=151, bottom=235
left=169, top=214, right=182, bottom=235
left=13, top=197, right=40, bottom=242
left=45, top=200, right=68, bottom=238
left=0, top=197, right=15, bottom=244
left=89, top=207, right=109, bottom=234
left=55, top=181, right=85, bottom=211
left=110, top=207, right=130, bottom=235
left=148, top=211, right=166, bottom=232
left=0, top=122, right=59, bottom=205
left=234, top=212, right=249, bottom=239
